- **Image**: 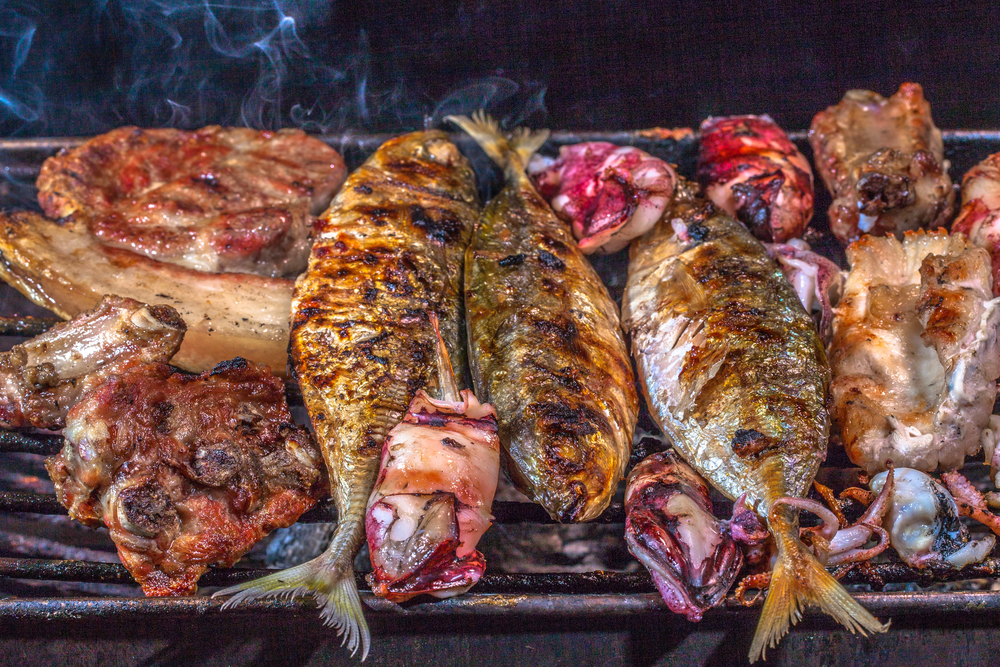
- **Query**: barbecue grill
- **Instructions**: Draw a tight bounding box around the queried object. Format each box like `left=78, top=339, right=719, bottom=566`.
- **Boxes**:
left=2, top=127, right=1000, bottom=666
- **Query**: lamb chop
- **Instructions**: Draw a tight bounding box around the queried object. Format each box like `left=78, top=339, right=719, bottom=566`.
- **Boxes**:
left=0, top=295, right=185, bottom=429
left=809, top=83, right=954, bottom=244
left=37, top=126, right=347, bottom=277
left=46, top=358, right=326, bottom=596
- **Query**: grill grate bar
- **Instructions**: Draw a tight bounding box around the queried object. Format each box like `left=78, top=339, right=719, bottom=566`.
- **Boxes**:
left=0, top=316, right=60, bottom=338
left=0, top=488, right=626, bottom=524
left=0, top=432, right=62, bottom=456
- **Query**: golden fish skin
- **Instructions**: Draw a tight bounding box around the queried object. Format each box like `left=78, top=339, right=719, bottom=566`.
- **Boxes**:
left=622, top=178, right=885, bottom=660
left=455, top=114, right=639, bottom=523
left=215, top=131, right=479, bottom=658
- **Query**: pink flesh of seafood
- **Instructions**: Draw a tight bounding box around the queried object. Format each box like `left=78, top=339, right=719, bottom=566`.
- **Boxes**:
left=528, top=142, right=677, bottom=254
left=365, top=324, right=500, bottom=603
left=698, top=115, right=814, bottom=243
left=952, top=153, right=1000, bottom=296
left=624, top=450, right=764, bottom=621
left=765, top=239, right=844, bottom=343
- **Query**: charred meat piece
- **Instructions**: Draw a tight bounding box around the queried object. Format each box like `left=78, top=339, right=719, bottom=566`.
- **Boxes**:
left=952, top=153, right=1000, bottom=295
left=450, top=113, right=639, bottom=523
left=46, top=358, right=325, bottom=597
left=809, top=83, right=954, bottom=244
left=528, top=142, right=677, bottom=254
left=830, top=231, right=1000, bottom=474
left=215, top=131, right=479, bottom=658
left=625, top=450, right=747, bottom=622
left=37, top=126, right=347, bottom=277
left=0, top=211, right=293, bottom=375
left=366, top=325, right=499, bottom=602
left=0, top=295, right=185, bottom=429
left=870, top=468, right=994, bottom=569
left=698, top=115, right=814, bottom=242
left=622, top=178, right=885, bottom=660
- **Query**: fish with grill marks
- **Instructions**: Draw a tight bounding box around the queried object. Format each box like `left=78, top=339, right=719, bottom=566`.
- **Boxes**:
left=621, top=177, right=886, bottom=661
left=449, top=112, right=639, bottom=523
left=215, top=131, right=479, bottom=658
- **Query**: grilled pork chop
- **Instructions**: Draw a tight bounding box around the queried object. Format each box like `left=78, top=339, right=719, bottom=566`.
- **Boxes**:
left=46, top=357, right=325, bottom=596
left=37, top=126, right=347, bottom=277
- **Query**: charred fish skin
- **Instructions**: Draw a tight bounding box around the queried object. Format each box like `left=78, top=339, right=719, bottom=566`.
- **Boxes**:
left=622, top=178, right=885, bottom=661
left=451, top=113, right=639, bottom=523
left=215, top=131, right=479, bottom=658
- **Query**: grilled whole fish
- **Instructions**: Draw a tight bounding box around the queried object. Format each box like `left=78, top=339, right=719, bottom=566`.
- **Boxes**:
left=621, top=178, right=886, bottom=661
left=215, top=131, right=479, bottom=657
left=449, top=113, right=639, bottom=522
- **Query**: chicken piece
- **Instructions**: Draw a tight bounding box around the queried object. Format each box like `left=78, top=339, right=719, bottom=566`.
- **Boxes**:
left=37, top=126, right=347, bottom=277
left=830, top=230, right=1000, bottom=474
left=809, top=83, right=954, bottom=244
left=46, top=358, right=325, bottom=596
left=952, top=153, right=1000, bottom=295
left=698, top=115, right=814, bottom=242
left=0, top=295, right=185, bottom=429
left=870, top=468, right=994, bottom=569
left=528, top=142, right=677, bottom=254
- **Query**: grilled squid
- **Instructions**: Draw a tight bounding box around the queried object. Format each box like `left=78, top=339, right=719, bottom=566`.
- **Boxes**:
left=830, top=230, right=1000, bottom=474
left=698, top=115, right=814, bottom=242
left=870, top=468, right=995, bottom=569
left=952, top=153, right=1000, bottom=296
left=809, top=83, right=954, bottom=244
left=528, top=142, right=677, bottom=254
left=624, top=450, right=766, bottom=621
left=365, top=317, right=500, bottom=602
left=765, top=239, right=844, bottom=343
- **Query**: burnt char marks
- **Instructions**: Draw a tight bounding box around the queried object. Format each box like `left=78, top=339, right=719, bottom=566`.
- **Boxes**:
left=409, top=204, right=464, bottom=245
left=498, top=253, right=526, bottom=268
left=531, top=316, right=581, bottom=352
left=530, top=401, right=607, bottom=439
left=211, top=357, right=250, bottom=375
left=731, top=428, right=782, bottom=458
left=538, top=250, right=566, bottom=271
left=118, top=478, right=179, bottom=537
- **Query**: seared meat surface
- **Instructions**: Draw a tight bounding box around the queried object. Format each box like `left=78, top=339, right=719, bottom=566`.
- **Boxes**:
left=830, top=231, right=1000, bottom=473
left=37, top=126, right=347, bottom=277
left=809, top=83, right=953, bottom=244
left=0, top=295, right=185, bottom=429
left=46, top=358, right=325, bottom=596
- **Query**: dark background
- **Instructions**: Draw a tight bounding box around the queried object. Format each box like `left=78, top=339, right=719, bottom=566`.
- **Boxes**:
left=1, top=0, right=999, bottom=138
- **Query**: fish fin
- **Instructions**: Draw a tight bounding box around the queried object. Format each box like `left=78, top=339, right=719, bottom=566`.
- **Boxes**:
left=749, top=508, right=888, bottom=662
left=446, top=111, right=549, bottom=175
left=215, top=543, right=371, bottom=660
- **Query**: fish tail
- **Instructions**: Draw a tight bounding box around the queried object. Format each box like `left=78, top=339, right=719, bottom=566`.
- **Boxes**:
left=214, top=517, right=371, bottom=660
left=749, top=504, right=888, bottom=663
left=446, top=111, right=549, bottom=176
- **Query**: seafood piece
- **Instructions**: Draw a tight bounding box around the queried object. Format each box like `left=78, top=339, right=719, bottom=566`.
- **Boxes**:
left=622, top=177, right=886, bottom=661
left=46, top=358, right=325, bottom=596
left=952, top=153, right=1000, bottom=295
left=870, top=468, right=995, bottom=569
left=698, top=115, right=814, bottom=242
left=528, top=142, right=677, bottom=253
left=830, top=230, right=1000, bottom=474
left=450, top=112, right=639, bottom=522
left=625, top=450, right=762, bottom=621
left=765, top=239, right=844, bottom=343
left=809, top=83, right=954, bottom=244
left=0, top=211, right=293, bottom=375
left=216, top=131, right=479, bottom=658
left=940, top=470, right=1000, bottom=537
left=366, top=317, right=500, bottom=602
left=37, top=126, right=347, bottom=277
left=0, top=295, right=185, bottom=429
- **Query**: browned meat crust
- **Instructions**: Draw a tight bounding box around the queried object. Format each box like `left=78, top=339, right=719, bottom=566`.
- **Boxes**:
left=0, top=295, right=185, bottom=429
left=46, top=358, right=326, bottom=596
left=37, top=126, right=347, bottom=277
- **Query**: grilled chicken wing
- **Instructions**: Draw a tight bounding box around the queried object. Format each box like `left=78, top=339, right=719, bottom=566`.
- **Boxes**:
left=450, top=113, right=639, bottom=523
left=0, top=295, right=185, bottom=429
left=809, top=83, right=954, bottom=244
left=830, top=231, right=1000, bottom=474
left=37, top=126, right=347, bottom=277
left=47, top=358, right=325, bottom=596
left=216, top=131, right=479, bottom=659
